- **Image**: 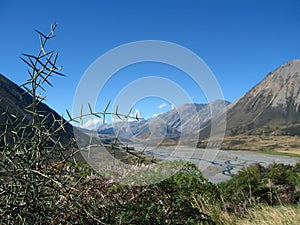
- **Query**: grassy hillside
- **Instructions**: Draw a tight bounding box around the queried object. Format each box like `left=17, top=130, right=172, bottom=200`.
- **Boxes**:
left=221, top=135, right=300, bottom=155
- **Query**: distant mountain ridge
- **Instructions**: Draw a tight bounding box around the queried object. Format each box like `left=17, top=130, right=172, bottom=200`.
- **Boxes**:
left=97, top=100, right=230, bottom=145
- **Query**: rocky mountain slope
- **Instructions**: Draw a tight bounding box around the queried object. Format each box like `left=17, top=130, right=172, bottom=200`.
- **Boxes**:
left=204, top=60, right=300, bottom=136
left=199, top=60, right=300, bottom=152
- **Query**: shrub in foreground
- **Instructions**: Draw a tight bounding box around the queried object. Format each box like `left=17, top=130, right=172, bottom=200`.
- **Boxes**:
left=219, top=162, right=300, bottom=215
left=59, top=161, right=219, bottom=224
left=0, top=24, right=219, bottom=224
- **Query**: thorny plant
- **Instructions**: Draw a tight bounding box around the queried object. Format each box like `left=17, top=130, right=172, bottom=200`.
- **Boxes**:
left=0, top=23, right=144, bottom=224
left=0, top=23, right=220, bottom=225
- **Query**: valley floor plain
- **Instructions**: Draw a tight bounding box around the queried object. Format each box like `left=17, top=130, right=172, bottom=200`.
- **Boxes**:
left=131, top=145, right=300, bottom=183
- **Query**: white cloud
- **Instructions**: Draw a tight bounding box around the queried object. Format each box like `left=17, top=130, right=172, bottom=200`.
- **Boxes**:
left=157, top=102, right=167, bottom=109
left=171, top=104, right=175, bottom=110
left=81, top=118, right=101, bottom=129
left=152, top=113, right=161, bottom=118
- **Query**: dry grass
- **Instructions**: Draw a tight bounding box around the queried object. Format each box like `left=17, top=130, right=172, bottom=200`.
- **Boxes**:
left=236, top=205, right=300, bottom=225
left=192, top=193, right=300, bottom=225
left=202, top=204, right=300, bottom=225
left=221, top=135, right=300, bottom=155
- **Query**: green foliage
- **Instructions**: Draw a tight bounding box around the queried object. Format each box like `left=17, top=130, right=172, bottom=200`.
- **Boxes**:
left=219, top=162, right=300, bottom=215
left=71, top=161, right=218, bottom=224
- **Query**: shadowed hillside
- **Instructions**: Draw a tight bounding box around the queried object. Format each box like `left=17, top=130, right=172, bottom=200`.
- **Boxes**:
left=0, top=73, right=88, bottom=160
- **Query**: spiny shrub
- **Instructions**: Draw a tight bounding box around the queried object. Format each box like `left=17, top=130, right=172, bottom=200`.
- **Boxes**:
left=0, top=24, right=220, bottom=225
left=0, top=23, right=79, bottom=224
left=0, top=23, right=138, bottom=225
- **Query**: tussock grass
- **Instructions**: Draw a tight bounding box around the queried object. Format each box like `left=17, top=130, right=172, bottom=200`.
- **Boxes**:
left=236, top=205, right=300, bottom=225
left=188, top=192, right=300, bottom=225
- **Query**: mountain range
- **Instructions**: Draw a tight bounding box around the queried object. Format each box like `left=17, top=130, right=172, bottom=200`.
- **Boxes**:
left=1, top=59, right=300, bottom=153
left=96, top=100, right=230, bottom=146
left=97, top=59, right=300, bottom=152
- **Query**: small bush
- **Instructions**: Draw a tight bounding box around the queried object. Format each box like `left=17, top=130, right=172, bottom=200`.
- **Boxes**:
left=66, top=161, right=219, bottom=224
left=219, top=162, right=300, bottom=215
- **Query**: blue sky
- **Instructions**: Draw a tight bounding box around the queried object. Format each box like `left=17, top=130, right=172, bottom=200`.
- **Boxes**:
left=1, top=0, right=300, bottom=124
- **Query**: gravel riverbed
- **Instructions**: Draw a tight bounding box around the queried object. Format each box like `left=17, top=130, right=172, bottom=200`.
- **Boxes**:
left=133, top=145, right=299, bottom=183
